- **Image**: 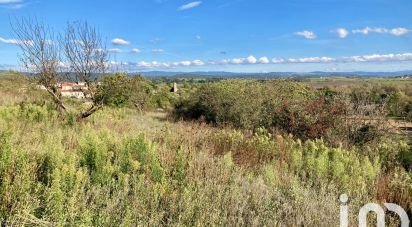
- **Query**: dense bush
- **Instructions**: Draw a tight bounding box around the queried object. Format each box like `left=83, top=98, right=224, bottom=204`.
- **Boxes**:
left=350, top=84, right=412, bottom=121
left=96, top=73, right=153, bottom=110
left=212, top=128, right=381, bottom=192
left=96, top=73, right=180, bottom=111
left=173, top=80, right=346, bottom=142
left=150, top=84, right=177, bottom=110
left=0, top=102, right=58, bottom=124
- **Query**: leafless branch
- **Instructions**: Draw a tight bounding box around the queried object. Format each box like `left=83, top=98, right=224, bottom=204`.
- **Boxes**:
left=62, top=21, right=109, bottom=119
left=11, top=17, right=66, bottom=114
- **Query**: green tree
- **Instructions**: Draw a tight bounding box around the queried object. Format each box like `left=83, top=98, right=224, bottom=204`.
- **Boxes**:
left=97, top=73, right=131, bottom=107
left=96, top=73, right=153, bottom=110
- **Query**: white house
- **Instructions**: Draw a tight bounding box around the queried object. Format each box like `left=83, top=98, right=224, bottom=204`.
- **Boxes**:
left=58, top=82, right=90, bottom=99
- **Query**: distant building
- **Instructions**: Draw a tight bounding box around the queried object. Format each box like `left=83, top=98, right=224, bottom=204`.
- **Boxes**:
left=170, top=82, right=178, bottom=93
left=57, top=82, right=91, bottom=99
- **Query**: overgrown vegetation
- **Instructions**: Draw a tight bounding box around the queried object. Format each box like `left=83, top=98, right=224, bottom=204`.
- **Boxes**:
left=174, top=79, right=412, bottom=145
left=0, top=72, right=411, bottom=226
left=96, top=73, right=153, bottom=110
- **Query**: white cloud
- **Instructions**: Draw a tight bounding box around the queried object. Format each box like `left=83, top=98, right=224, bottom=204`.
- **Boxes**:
left=8, top=3, right=25, bottom=8
left=95, top=48, right=105, bottom=53
left=174, top=60, right=205, bottom=67
left=259, top=57, right=270, bottom=64
left=230, top=58, right=244, bottom=64
left=221, top=56, right=257, bottom=65
left=221, top=53, right=412, bottom=66
left=178, top=1, right=202, bottom=11
left=0, top=37, right=33, bottom=46
left=286, top=56, right=336, bottom=63
left=136, top=59, right=205, bottom=69
left=0, top=37, right=20, bottom=44
left=346, top=53, right=412, bottom=62
left=192, top=59, right=205, bottom=66
left=111, top=38, right=130, bottom=46
left=182, top=61, right=193, bottom=66
left=106, top=52, right=412, bottom=70
left=294, top=30, right=317, bottom=39
left=352, top=27, right=412, bottom=36
left=269, top=53, right=412, bottom=64
left=353, top=27, right=385, bottom=35
left=246, top=56, right=257, bottom=64
left=335, top=28, right=349, bottom=38
left=0, top=0, right=22, bottom=3
left=196, top=35, right=201, bottom=40
left=390, top=28, right=410, bottom=36
left=137, top=61, right=171, bottom=68
left=137, top=61, right=152, bottom=68
left=108, top=48, right=122, bottom=53
left=12, top=50, right=412, bottom=72
left=221, top=55, right=336, bottom=65
left=272, top=58, right=285, bottom=63
left=71, top=40, right=84, bottom=46
left=131, top=48, right=141, bottom=53
left=152, top=49, right=164, bottom=53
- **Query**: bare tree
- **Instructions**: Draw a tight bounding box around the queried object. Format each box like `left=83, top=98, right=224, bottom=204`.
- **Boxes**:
left=62, top=21, right=109, bottom=119
left=12, top=18, right=109, bottom=120
left=12, top=17, right=66, bottom=114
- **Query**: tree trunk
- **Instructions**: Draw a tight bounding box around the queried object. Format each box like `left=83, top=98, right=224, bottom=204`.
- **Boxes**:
left=46, top=87, right=66, bottom=115
left=77, top=104, right=102, bottom=120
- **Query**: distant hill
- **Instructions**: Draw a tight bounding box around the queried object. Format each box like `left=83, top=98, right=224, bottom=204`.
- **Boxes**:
left=2, top=70, right=412, bottom=80
left=135, top=70, right=412, bottom=79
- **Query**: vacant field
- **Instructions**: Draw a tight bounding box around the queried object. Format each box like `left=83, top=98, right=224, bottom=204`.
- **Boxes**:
left=0, top=72, right=411, bottom=226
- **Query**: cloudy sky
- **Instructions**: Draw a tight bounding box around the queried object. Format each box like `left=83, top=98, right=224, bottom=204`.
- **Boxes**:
left=1, top=0, right=412, bottom=72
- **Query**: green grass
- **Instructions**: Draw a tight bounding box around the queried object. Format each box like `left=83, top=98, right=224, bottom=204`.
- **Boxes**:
left=0, top=72, right=47, bottom=105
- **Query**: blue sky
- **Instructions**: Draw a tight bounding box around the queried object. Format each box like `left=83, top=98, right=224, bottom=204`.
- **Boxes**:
left=1, top=0, right=412, bottom=72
